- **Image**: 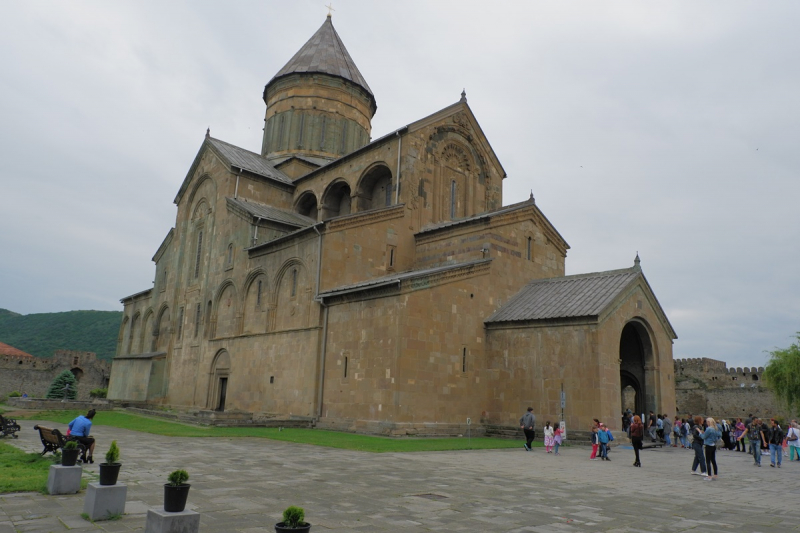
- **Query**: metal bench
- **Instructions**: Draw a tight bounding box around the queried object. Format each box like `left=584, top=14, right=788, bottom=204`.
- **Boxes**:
left=32, top=425, right=87, bottom=460
left=0, top=414, right=21, bottom=438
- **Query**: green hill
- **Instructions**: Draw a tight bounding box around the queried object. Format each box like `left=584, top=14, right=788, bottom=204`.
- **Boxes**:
left=0, top=309, right=122, bottom=360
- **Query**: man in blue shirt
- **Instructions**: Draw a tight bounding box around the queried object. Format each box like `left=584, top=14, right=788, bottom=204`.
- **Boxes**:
left=68, top=409, right=96, bottom=463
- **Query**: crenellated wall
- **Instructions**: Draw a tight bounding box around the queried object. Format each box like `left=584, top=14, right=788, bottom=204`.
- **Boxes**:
left=673, top=357, right=790, bottom=420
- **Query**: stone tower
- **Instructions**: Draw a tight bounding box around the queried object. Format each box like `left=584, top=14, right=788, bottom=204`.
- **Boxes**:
left=261, top=15, right=377, bottom=163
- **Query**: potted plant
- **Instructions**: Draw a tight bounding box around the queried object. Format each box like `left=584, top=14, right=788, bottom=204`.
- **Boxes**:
left=164, top=469, right=191, bottom=512
left=99, top=440, right=121, bottom=485
left=275, top=505, right=311, bottom=532
left=61, top=440, right=80, bottom=467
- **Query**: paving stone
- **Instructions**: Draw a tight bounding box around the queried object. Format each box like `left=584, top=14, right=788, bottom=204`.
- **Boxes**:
left=3, top=421, right=800, bottom=531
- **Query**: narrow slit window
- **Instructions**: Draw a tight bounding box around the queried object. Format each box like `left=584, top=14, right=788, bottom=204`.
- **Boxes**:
left=256, top=280, right=262, bottom=306
left=177, top=307, right=184, bottom=340
left=344, top=356, right=348, bottom=378
left=450, top=180, right=457, bottom=219
left=291, top=269, right=298, bottom=297
left=194, top=303, right=201, bottom=338
left=194, top=230, right=203, bottom=278
left=462, top=347, right=467, bottom=373
left=527, top=237, right=532, bottom=261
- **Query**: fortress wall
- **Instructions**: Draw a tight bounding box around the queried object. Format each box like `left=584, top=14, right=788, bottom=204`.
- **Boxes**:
left=0, top=351, right=110, bottom=400
left=673, top=358, right=792, bottom=421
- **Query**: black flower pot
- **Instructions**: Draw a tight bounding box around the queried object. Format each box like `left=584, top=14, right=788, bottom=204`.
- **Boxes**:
left=275, top=523, right=311, bottom=533
left=61, top=448, right=80, bottom=467
left=164, top=483, right=191, bottom=512
left=99, top=463, right=121, bottom=485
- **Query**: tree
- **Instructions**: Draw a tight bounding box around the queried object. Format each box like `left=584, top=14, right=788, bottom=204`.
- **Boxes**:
left=763, top=333, right=800, bottom=414
left=46, top=370, right=78, bottom=400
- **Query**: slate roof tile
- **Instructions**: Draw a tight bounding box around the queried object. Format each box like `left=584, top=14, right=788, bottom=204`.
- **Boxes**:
left=486, top=268, right=641, bottom=323
left=271, top=17, right=373, bottom=97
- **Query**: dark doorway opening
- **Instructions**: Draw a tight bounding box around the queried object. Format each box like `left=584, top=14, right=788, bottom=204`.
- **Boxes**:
left=217, top=377, right=227, bottom=412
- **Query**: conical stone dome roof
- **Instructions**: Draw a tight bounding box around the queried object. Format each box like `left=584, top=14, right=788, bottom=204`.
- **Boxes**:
left=269, top=16, right=374, bottom=101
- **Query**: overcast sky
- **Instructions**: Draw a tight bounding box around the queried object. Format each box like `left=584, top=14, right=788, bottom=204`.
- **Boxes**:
left=1, top=1, right=797, bottom=368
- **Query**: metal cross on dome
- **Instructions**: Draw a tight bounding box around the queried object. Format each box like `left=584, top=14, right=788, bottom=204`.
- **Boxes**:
left=326, top=2, right=335, bottom=16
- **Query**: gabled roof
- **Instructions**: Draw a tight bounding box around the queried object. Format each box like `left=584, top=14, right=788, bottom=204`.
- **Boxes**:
left=175, top=135, right=293, bottom=205
left=486, top=264, right=677, bottom=338
left=487, top=268, right=640, bottom=323
left=295, top=99, right=504, bottom=185
left=0, top=341, right=34, bottom=358
left=268, top=16, right=374, bottom=105
left=227, top=197, right=316, bottom=228
left=206, top=137, right=292, bottom=185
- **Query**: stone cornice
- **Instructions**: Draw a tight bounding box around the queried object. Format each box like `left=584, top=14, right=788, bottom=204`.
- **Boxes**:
left=322, top=259, right=491, bottom=306
left=326, top=204, right=405, bottom=232
left=151, top=228, right=175, bottom=263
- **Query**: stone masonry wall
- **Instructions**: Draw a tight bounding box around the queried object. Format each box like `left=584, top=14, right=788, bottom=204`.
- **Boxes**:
left=674, top=357, right=793, bottom=421
left=0, top=350, right=111, bottom=400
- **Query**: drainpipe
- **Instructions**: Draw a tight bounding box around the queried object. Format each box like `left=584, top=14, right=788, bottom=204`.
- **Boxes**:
left=394, top=131, right=402, bottom=204
left=313, top=224, right=328, bottom=419
left=252, top=217, right=261, bottom=246
left=234, top=167, right=242, bottom=199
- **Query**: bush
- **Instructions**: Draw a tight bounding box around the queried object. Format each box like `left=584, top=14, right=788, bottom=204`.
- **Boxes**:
left=282, top=506, right=305, bottom=528
left=46, top=370, right=77, bottom=400
left=8, top=391, right=21, bottom=398
left=89, top=388, right=107, bottom=399
left=105, top=441, right=120, bottom=464
left=167, top=469, right=189, bottom=486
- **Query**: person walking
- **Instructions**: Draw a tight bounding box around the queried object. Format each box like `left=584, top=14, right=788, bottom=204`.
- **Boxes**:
left=597, top=423, right=611, bottom=461
left=739, top=417, right=765, bottom=466
left=672, top=415, right=681, bottom=447
left=768, top=418, right=784, bottom=468
left=544, top=421, right=555, bottom=453
left=690, top=415, right=707, bottom=476
left=647, top=411, right=657, bottom=442
left=554, top=424, right=563, bottom=455
left=590, top=419, right=600, bottom=460
left=662, top=414, right=672, bottom=447
left=787, top=421, right=800, bottom=461
left=520, top=407, right=536, bottom=451
left=630, top=415, right=644, bottom=467
left=720, top=419, right=733, bottom=450
left=734, top=418, right=746, bottom=452
left=700, top=417, right=721, bottom=481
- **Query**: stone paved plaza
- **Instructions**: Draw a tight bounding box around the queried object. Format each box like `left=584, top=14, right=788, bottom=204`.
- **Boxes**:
left=2, top=419, right=799, bottom=532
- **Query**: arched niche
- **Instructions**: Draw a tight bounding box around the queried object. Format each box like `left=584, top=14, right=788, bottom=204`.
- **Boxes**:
left=295, top=191, right=319, bottom=220
left=355, top=164, right=393, bottom=211
left=321, top=180, right=352, bottom=219
left=242, top=271, right=269, bottom=335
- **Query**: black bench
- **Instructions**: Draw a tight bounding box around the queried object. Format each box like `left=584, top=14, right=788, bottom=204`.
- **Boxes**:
left=0, top=414, right=21, bottom=438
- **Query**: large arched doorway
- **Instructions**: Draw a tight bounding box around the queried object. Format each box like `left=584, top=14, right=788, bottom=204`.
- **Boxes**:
left=619, top=320, right=655, bottom=416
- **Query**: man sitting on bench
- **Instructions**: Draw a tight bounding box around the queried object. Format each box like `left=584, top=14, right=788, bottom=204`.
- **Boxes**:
left=68, top=409, right=96, bottom=463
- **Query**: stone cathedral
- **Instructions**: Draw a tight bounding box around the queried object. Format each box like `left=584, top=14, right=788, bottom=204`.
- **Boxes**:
left=108, top=16, right=677, bottom=435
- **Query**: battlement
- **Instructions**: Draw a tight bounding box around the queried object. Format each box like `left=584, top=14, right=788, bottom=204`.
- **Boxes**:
left=674, top=358, right=764, bottom=375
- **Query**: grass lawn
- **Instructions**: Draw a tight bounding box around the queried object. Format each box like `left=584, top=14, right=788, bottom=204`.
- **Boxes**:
left=14, top=409, right=532, bottom=453
left=0, top=441, right=61, bottom=493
